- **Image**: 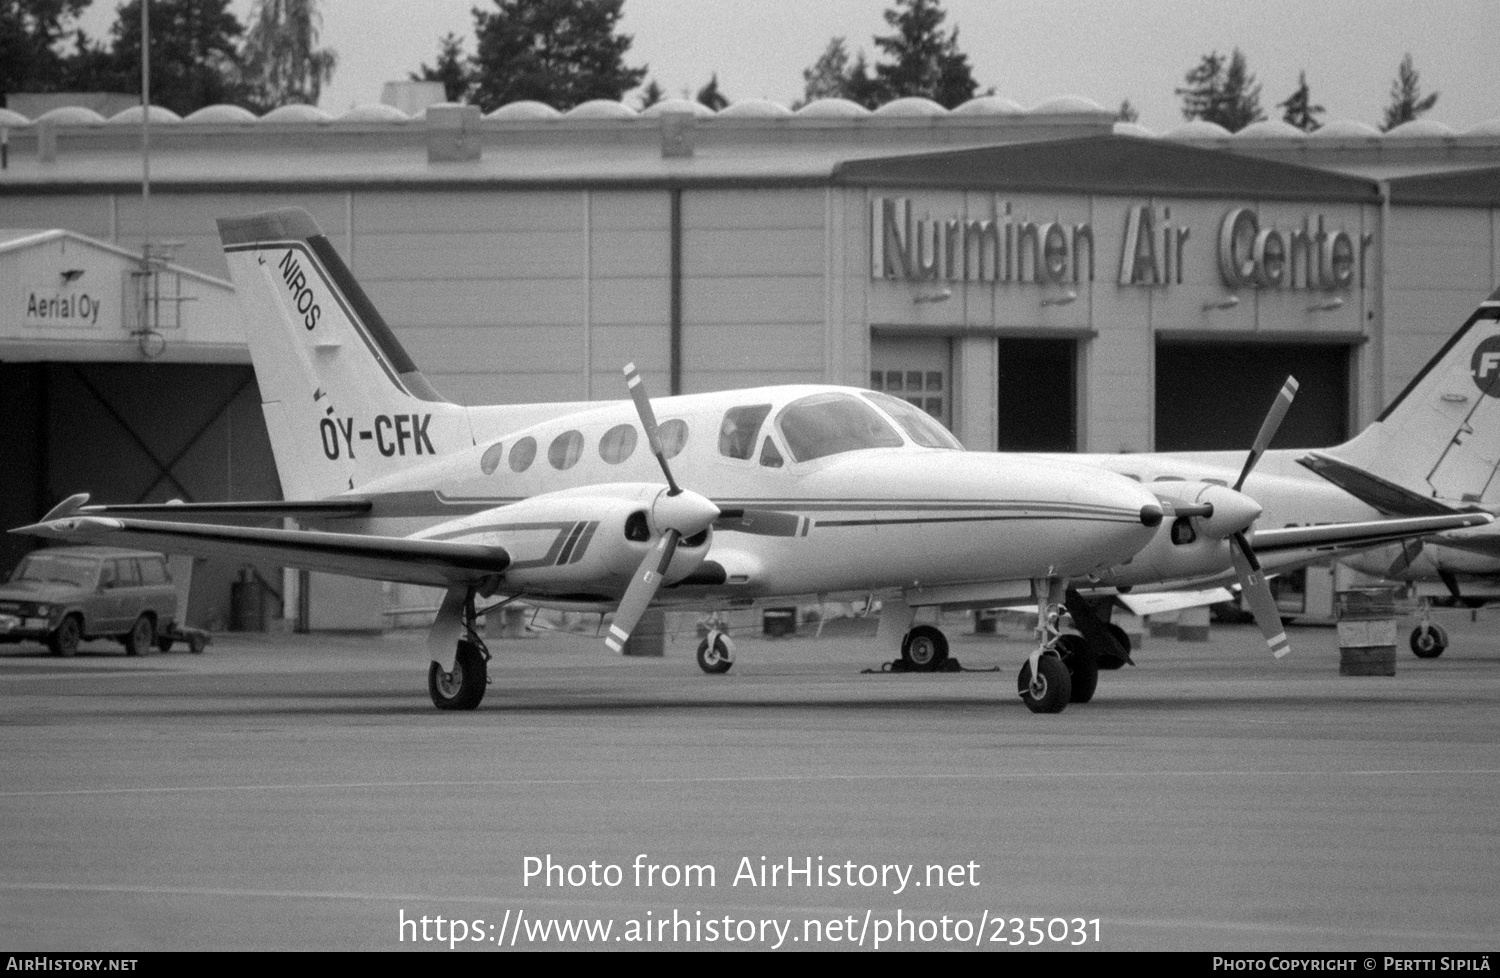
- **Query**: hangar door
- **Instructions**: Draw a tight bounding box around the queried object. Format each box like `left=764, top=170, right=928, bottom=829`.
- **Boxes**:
left=1155, top=341, right=1350, bottom=452
left=996, top=337, right=1077, bottom=451
left=0, top=362, right=282, bottom=630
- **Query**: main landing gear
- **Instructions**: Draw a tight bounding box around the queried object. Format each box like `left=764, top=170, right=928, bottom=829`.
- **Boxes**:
left=428, top=588, right=491, bottom=710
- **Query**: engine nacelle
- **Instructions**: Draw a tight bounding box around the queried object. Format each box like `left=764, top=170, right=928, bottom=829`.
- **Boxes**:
left=1089, top=480, right=1260, bottom=588
left=1150, top=480, right=1263, bottom=540
left=415, top=483, right=711, bottom=598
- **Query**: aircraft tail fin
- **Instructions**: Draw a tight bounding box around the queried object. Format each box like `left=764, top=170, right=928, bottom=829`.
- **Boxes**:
left=1313, top=287, right=1500, bottom=509
left=217, top=209, right=472, bottom=500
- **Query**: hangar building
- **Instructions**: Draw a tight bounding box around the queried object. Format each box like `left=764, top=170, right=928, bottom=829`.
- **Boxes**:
left=2, top=95, right=1498, bottom=627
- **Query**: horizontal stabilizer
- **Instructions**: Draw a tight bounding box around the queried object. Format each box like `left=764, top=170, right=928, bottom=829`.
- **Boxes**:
left=12, top=516, right=508, bottom=589
left=1297, top=452, right=1459, bottom=517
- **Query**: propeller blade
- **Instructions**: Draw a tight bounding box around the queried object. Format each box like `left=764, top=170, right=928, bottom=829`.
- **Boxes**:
left=624, top=362, right=681, bottom=496
left=1234, top=376, right=1299, bottom=492
left=604, top=530, right=679, bottom=653
left=714, top=508, right=809, bottom=537
left=1229, top=531, right=1290, bottom=658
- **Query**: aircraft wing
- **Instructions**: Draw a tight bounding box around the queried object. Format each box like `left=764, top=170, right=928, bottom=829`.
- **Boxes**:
left=1249, top=512, right=1493, bottom=554
left=11, top=515, right=509, bottom=589
left=40, top=492, right=372, bottom=523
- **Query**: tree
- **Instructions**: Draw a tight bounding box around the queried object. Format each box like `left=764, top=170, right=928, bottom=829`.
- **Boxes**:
left=1382, top=52, right=1438, bottom=131
left=695, top=72, right=727, bottom=111
left=798, top=35, right=853, bottom=106
left=241, top=0, right=336, bottom=111
left=1116, top=98, right=1139, bottom=124
left=1, top=0, right=91, bottom=99
left=871, top=0, right=980, bottom=108
left=412, top=31, right=472, bottom=103
left=635, top=77, right=663, bottom=110
left=1279, top=70, right=1324, bottom=132
left=1176, top=48, right=1265, bottom=132
left=469, top=0, right=646, bottom=112
left=75, top=0, right=247, bottom=115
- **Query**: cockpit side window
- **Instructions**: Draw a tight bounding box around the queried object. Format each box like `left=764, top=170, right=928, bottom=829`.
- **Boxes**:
left=861, top=391, right=964, bottom=450
left=776, top=393, right=904, bottom=463
left=759, top=437, right=784, bottom=468
left=718, top=405, right=772, bottom=460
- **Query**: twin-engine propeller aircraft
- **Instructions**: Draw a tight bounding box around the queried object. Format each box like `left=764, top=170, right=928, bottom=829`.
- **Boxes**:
left=1051, top=287, right=1500, bottom=671
left=11, top=209, right=1488, bottom=714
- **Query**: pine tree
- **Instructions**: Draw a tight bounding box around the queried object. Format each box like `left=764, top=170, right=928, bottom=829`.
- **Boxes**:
left=1176, top=48, right=1265, bottom=132
left=695, top=73, right=727, bottom=111
left=1381, top=53, right=1438, bottom=131
left=1117, top=98, right=1139, bottom=124
left=92, top=0, right=247, bottom=115
left=799, top=36, right=853, bottom=107
left=241, top=0, right=336, bottom=111
left=1279, top=70, right=1324, bottom=132
left=871, top=0, right=980, bottom=108
left=412, top=32, right=472, bottom=104
left=0, top=0, right=90, bottom=99
left=636, top=77, right=663, bottom=110
left=469, top=0, right=646, bottom=112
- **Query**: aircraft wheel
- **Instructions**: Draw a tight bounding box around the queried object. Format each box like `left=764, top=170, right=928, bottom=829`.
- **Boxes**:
left=1099, top=624, right=1131, bottom=669
left=901, top=625, right=949, bottom=671
left=1055, top=634, right=1099, bottom=703
left=696, top=633, right=734, bottom=674
left=124, top=615, right=156, bottom=657
left=48, top=614, right=82, bottom=657
left=1017, top=654, right=1071, bottom=714
left=1410, top=623, right=1448, bottom=659
left=429, top=640, right=487, bottom=710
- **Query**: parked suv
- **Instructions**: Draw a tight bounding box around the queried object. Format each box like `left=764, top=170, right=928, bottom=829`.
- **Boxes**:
left=0, top=547, right=178, bottom=657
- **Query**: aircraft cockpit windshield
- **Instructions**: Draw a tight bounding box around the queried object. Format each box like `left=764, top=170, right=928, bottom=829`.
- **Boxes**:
left=861, top=391, right=965, bottom=450
left=775, top=392, right=905, bottom=462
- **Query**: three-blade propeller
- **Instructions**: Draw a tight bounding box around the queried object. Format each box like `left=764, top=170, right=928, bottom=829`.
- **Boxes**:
left=1228, top=376, right=1299, bottom=657
left=607, top=365, right=802, bottom=653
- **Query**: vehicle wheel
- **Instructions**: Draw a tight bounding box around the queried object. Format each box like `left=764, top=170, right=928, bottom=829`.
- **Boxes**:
left=1017, top=654, right=1072, bottom=714
left=1099, top=623, right=1131, bottom=669
left=187, top=634, right=206, bottom=655
left=1055, top=634, right=1099, bottom=703
left=123, top=615, right=157, bottom=656
left=696, top=633, right=734, bottom=674
left=1410, top=623, right=1448, bottom=659
left=157, top=638, right=175, bottom=654
left=428, top=640, right=487, bottom=710
left=47, top=614, right=82, bottom=657
left=901, top=625, right=949, bottom=671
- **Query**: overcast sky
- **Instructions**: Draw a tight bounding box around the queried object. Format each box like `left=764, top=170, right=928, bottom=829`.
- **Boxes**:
left=87, top=0, right=1500, bottom=131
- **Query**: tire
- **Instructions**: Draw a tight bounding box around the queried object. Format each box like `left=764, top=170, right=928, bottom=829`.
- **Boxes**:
left=901, top=625, right=949, bottom=671
left=1099, top=624, right=1131, bottom=670
left=188, top=634, right=206, bottom=655
left=696, top=634, right=734, bottom=674
left=1017, top=654, right=1072, bottom=714
left=1410, top=623, right=1448, bottom=659
left=1055, top=634, right=1099, bottom=703
left=47, top=614, right=82, bottom=658
left=157, top=638, right=175, bottom=654
left=428, top=640, right=487, bottom=710
left=123, top=615, right=156, bottom=657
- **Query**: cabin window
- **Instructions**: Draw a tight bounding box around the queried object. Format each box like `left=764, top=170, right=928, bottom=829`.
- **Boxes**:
left=759, top=437, right=784, bottom=468
left=776, top=393, right=903, bottom=463
left=548, top=430, right=583, bottom=470
left=718, top=405, right=772, bottom=460
left=480, top=441, right=505, bottom=475
left=599, top=424, right=638, bottom=465
left=659, top=418, right=689, bottom=460
left=509, top=437, right=537, bottom=473
left=861, top=391, right=963, bottom=450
